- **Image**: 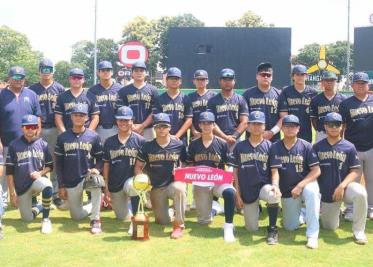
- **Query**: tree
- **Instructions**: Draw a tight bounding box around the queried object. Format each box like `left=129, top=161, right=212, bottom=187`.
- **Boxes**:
left=54, top=61, right=73, bottom=87
left=225, top=11, right=274, bottom=27
left=0, top=26, right=43, bottom=85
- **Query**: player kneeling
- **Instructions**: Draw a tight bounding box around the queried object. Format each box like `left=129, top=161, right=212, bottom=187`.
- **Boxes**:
left=186, top=112, right=236, bottom=242
left=6, top=115, right=53, bottom=234
left=134, top=113, right=187, bottom=239
left=314, top=112, right=368, bottom=244
left=231, top=111, right=281, bottom=244
left=55, top=104, right=104, bottom=234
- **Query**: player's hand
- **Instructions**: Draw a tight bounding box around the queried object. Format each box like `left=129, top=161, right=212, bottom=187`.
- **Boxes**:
left=59, top=188, right=67, bottom=200
left=263, top=131, right=274, bottom=140
left=271, top=185, right=282, bottom=198
left=226, top=135, right=236, bottom=145
left=291, top=185, right=302, bottom=199
left=10, top=193, right=18, bottom=208
left=88, top=168, right=100, bottom=175
left=235, top=194, right=244, bottom=209
left=132, top=124, right=144, bottom=135
left=30, top=171, right=42, bottom=180
left=104, top=188, right=111, bottom=202
left=332, top=185, right=345, bottom=202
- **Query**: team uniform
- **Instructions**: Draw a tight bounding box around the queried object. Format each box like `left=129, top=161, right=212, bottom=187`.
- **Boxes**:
left=188, top=90, right=216, bottom=134
left=103, top=132, right=145, bottom=219
left=0, top=145, right=4, bottom=237
left=269, top=138, right=320, bottom=239
left=243, top=86, right=281, bottom=141
left=278, top=86, right=318, bottom=142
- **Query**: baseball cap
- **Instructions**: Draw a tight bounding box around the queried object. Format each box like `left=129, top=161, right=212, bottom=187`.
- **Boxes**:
left=39, top=59, right=54, bottom=68
left=115, top=106, right=133, bottom=120
left=194, top=70, right=208, bottom=79
left=71, top=103, right=89, bottom=115
left=153, top=113, right=171, bottom=125
left=69, top=68, right=84, bottom=77
left=257, top=62, right=273, bottom=73
left=9, top=66, right=26, bottom=80
left=199, top=111, right=215, bottom=123
left=352, top=72, right=369, bottom=83
left=324, top=112, right=342, bottom=123
left=132, top=61, right=147, bottom=70
left=248, top=111, right=265, bottom=123
left=220, top=68, right=235, bottom=79
left=282, top=114, right=300, bottom=125
left=292, top=64, right=308, bottom=74
left=321, top=71, right=337, bottom=80
left=98, top=61, right=113, bottom=70
left=166, top=67, right=182, bottom=78
left=21, top=114, right=38, bottom=126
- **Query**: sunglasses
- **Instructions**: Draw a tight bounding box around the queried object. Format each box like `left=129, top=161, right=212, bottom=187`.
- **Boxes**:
left=258, top=72, right=272, bottom=78
left=12, top=74, right=25, bottom=81
left=24, top=125, right=38, bottom=130
left=283, top=123, right=299, bottom=128
left=294, top=73, right=307, bottom=76
left=167, top=77, right=180, bottom=81
left=326, top=122, right=342, bottom=128
left=221, top=77, right=234, bottom=81
left=70, top=76, right=84, bottom=80
left=99, top=68, right=112, bottom=72
left=195, top=78, right=208, bottom=81
left=154, top=124, right=170, bottom=129
left=40, top=67, right=53, bottom=74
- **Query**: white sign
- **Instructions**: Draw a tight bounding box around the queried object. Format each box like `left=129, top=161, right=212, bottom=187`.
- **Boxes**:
left=118, top=41, right=148, bottom=67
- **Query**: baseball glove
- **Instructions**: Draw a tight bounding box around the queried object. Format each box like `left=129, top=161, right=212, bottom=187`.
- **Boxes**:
left=84, top=173, right=105, bottom=190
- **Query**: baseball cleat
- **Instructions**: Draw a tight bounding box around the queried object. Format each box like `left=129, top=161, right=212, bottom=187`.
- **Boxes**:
left=41, top=218, right=52, bottom=234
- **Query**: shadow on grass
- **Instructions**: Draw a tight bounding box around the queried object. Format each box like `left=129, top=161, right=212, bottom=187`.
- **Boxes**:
left=2, top=218, right=42, bottom=233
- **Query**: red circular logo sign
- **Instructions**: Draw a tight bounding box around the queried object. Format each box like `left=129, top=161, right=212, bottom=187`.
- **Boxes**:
left=118, top=41, right=149, bottom=67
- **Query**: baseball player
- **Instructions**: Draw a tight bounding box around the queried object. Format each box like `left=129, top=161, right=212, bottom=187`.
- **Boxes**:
left=55, top=68, right=100, bottom=133
left=0, top=66, right=41, bottom=207
left=310, top=71, right=346, bottom=142
left=314, top=112, right=367, bottom=244
left=269, top=114, right=321, bottom=249
left=186, top=111, right=236, bottom=242
left=207, top=68, right=249, bottom=150
left=88, top=60, right=122, bottom=143
left=55, top=103, right=104, bottom=234
left=118, top=61, right=159, bottom=141
left=134, top=113, right=187, bottom=239
left=188, top=70, right=216, bottom=140
left=29, top=59, right=66, bottom=209
left=339, top=72, right=373, bottom=220
left=6, top=115, right=53, bottom=234
left=153, top=67, right=192, bottom=145
left=278, top=65, right=318, bottom=143
left=243, top=62, right=282, bottom=142
left=103, top=106, right=145, bottom=225
left=230, top=111, right=281, bottom=245
left=0, top=141, right=4, bottom=239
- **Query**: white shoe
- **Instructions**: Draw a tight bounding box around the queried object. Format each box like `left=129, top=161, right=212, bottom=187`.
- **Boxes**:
left=354, top=231, right=368, bottom=245
left=223, top=223, right=235, bottom=243
left=41, top=218, right=52, bottom=234
left=128, top=222, right=133, bottom=235
left=306, top=237, right=318, bottom=249
left=344, top=208, right=353, bottom=222
left=168, top=208, right=175, bottom=222
left=213, top=201, right=224, bottom=215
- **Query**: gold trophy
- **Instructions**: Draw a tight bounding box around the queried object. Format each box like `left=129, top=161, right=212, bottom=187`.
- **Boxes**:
left=132, top=173, right=151, bottom=241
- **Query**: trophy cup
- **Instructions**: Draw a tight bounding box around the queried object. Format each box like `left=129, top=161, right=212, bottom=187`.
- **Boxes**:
left=132, top=173, right=151, bottom=241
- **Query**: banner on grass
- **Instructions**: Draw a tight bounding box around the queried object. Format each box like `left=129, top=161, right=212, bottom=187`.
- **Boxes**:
left=174, top=166, right=233, bottom=185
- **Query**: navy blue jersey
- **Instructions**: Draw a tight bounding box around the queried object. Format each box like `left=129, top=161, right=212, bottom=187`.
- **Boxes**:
left=186, top=136, right=228, bottom=169
left=310, top=92, right=347, bottom=132
left=153, top=92, right=192, bottom=136
left=228, top=139, right=272, bottom=203
left=55, top=129, right=103, bottom=188
left=88, top=82, right=122, bottom=127
left=188, top=90, right=216, bottom=132
left=0, top=88, right=41, bottom=146
left=243, top=86, right=281, bottom=141
left=55, top=90, right=100, bottom=129
left=269, top=138, right=319, bottom=198
left=278, top=85, right=318, bottom=142
left=103, top=132, right=146, bottom=193
left=6, top=137, right=53, bottom=195
left=118, top=83, right=159, bottom=125
left=207, top=93, right=249, bottom=135
left=313, top=139, right=360, bottom=203
left=29, top=81, right=65, bottom=127
left=137, top=138, right=187, bottom=188
left=339, top=95, right=373, bottom=151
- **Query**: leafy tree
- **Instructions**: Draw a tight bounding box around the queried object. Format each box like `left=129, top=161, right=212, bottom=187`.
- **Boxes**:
left=225, top=11, right=274, bottom=27
left=54, top=60, right=73, bottom=87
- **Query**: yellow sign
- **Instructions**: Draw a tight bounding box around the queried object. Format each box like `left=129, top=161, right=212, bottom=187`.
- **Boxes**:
left=307, top=46, right=340, bottom=75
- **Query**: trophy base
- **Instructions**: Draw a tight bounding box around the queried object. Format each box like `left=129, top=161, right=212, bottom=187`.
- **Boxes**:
left=131, top=214, right=149, bottom=241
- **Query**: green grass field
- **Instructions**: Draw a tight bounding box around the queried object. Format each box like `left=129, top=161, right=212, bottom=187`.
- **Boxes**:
left=1, top=201, right=373, bottom=267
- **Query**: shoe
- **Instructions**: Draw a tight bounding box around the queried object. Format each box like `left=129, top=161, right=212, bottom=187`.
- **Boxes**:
left=266, top=226, right=278, bottom=245
left=171, top=225, right=183, bottom=239
left=306, top=237, right=318, bottom=249
left=212, top=201, right=224, bottom=215
left=128, top=222, right=133, bottom=235
left=41, top=218, right=52, bottom=234
left=90, top=220, right=102, bottom=234
left=168, top=208, right=175, bottom=222
left=344, top=208, right=353, bottom=222
left=299, top=207, right=306, bottom=225
left=354, top=232, right=368, bottom=245
left=223, top=223, right=235, bottom=243
left=0, top=224, right=3, bottom=240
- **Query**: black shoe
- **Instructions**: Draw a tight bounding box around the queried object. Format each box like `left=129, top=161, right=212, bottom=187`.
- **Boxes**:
left=32, top=196, right=38, bottom=207
left=267, top=226, right=278, bottom=245
left=53, top=197, right=63, bottom=207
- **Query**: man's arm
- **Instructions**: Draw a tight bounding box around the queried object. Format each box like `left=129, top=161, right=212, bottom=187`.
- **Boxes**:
left=333, top=168, right=361, bottom=202
left=55, top=114, right=66, bottom=133
left=175, top=118, right=192, bottom=139
left=88, top=114, right=99, bottom=131
left=134, top=160, right=146, bottom=175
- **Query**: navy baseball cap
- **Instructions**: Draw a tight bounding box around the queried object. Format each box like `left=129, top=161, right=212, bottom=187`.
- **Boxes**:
left=199, top=111, right=215, bottom=123
left=194, top=70, right=208, bottom=79
left=257, top=62, right=273, bottom=73
left=352, top=72, right=369, bottom=83
left=69, top=68, right=84, bottom=77
left=166, top=67, right=182, bottom=78
left=283, top=114, right=300, bottom=125
left=248, top=111, right=266, bottom=123
left=324, top=112, right=342, bottom=123
left=292, top=64, right=307, bottom=74
left=9, top=66, right=26, bottom=80
left=132, top=61, right=147, bottom=70
left=153, top=113, right=171, bottom=125
left=39, top=59, right=54, bottom=68
left=321, top=71, right=337, bottom=80
left=71, top=103, right=89, bottom=115
left=21, top=114, right=38, bottom=126
left=220, top=68, right=235, bottom=79
left=115, top=106, right=133, bottom=120
left=98, top=60, right=113, bottom=70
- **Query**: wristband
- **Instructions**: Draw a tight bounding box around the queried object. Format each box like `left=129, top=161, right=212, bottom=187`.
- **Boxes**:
left=270, top=125, right=281, bottom=135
